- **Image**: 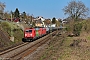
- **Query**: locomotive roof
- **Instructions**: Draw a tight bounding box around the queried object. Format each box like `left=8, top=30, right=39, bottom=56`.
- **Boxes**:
left=25, top=28, right=34, bottom=30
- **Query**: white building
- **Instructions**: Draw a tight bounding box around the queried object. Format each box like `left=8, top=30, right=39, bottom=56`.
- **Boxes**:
left=34, top=16, right=45, bottom=27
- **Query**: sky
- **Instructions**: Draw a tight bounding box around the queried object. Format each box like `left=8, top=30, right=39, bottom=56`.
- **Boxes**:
left=0, top=0, right=90, bottom=19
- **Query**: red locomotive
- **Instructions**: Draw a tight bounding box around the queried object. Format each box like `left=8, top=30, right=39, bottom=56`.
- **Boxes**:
left=22, top=27, right=47, bottom=42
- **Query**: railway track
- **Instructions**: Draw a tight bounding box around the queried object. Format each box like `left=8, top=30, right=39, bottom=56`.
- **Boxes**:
left=0, top=31, right=57, bottom=60
left=12, top=33, right=52, bottom=60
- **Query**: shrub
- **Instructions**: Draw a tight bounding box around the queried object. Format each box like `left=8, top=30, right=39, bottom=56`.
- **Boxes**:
left=1, top=22, right=11, bottom=36
left=73, top=22, right=82, bottom=36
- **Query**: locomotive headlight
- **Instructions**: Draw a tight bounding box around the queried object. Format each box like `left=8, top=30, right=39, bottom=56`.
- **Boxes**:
left=30, top=34, right=32, bottom=36
left=25, top=34, right=27, bottom=36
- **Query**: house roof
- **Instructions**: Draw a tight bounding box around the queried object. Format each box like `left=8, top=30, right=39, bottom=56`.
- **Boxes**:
left=36, top=20, right=43, bottom=24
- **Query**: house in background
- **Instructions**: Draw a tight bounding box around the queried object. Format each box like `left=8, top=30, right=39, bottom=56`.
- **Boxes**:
left=34, top=16, right=45, bottom=27
left=33, top=16, right=62, bottom=27
left=35, top=19, right=43, bottom=27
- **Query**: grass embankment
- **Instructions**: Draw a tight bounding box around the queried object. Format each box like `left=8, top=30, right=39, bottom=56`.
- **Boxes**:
left=39, top=33, right=90, bottom=60
left=0, top=21, right=23, bottom=51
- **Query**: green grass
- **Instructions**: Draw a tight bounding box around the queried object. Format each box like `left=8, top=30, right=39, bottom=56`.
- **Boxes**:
left=87, top=36, right=90, bottom=40
left=63, top=37, right=73, bottom=46
left=40, top=54, right=47, bottom=60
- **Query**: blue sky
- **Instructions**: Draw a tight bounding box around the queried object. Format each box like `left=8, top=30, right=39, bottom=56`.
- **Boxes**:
left=0, top=0, right=90, bottom=19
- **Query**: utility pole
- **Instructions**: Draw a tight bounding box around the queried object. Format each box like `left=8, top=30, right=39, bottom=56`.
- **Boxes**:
left=11, top=12, right=12, bottom=36
left=31, top=14, right=33, bottom=27
left=50, top=18, right=52, bottom=39
left=10, top=11, right=14, bottom=42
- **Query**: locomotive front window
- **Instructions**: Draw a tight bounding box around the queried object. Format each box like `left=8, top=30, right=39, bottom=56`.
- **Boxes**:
left=29, top=30, right=32, bottom=32
left=25, top=30, right=32, bottom=32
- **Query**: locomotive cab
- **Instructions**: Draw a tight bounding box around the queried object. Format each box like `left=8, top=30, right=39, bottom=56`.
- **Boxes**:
left=22, top=28, right=36, bottom=42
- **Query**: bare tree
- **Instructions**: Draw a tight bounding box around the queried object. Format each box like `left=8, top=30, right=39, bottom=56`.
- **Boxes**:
left=63, top=0, right=89, bottom=20
left=4, top=11, right=9, bottom=19
left=0, top=2, right=6, bottom=18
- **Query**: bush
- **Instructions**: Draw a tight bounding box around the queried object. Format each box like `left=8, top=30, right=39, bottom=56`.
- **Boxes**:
left=13, top=28, right=23, bottom=42
left=73, top=22, right=82, bottom=36
left=1, top=22, right=11, bottom=36
left=0, top=22, right=23, bottom=42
